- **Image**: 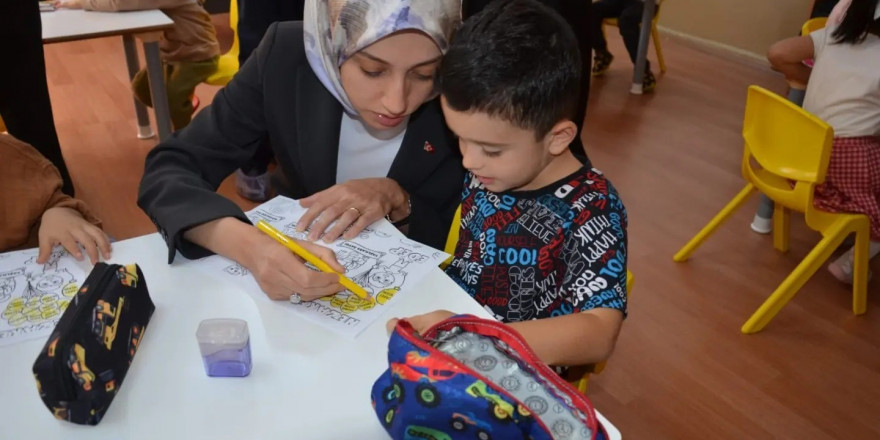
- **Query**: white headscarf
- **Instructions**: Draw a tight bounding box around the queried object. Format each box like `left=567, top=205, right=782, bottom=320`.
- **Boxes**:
left=303, top=0, right=461, bottom=115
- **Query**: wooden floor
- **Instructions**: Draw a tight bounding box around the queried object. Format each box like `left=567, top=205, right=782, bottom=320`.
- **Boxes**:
left=40, top=17, right=880, bottom=439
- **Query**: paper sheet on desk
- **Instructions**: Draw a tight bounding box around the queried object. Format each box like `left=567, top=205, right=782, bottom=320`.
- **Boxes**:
left=0, top=247, right=90, bottom=346
left=193, top=196, right=450, bottom=337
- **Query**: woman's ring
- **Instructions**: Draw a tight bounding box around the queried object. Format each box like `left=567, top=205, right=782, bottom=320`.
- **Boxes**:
left=347, top=207, right=361, bottom=216
left=289, top=293, right=302, bottom=304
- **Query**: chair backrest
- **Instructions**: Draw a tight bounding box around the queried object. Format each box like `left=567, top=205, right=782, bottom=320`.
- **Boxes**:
left=801, top=17, right=827, bottom=36
left=229, top=0, right=239, bottom=57
left=742, top=86, right=834, bottom=187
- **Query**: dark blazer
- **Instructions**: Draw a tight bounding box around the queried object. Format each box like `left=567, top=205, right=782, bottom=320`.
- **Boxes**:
left=138, top=21, right=464, bottom=263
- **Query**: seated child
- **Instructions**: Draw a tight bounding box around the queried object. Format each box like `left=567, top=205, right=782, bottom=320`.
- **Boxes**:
left=390, top=0, right=628, bottom=367
left=0, top=133, right=111, bottom=264
left=56, top=0, right=220, bottom=130
left=764, top=0, right=880, bottom=282
left=590, top=0, right=656, bottom=92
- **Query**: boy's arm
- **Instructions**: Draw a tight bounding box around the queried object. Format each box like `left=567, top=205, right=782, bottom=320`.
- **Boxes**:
left=507, top=309, right=623, bottom=366
left=394, top=308, right=623, bottom=366
left=767, top=35, right=815, bottom=87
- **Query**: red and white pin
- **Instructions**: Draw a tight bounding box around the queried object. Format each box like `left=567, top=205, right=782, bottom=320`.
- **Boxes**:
left=423, top=141, right=435, bottom=153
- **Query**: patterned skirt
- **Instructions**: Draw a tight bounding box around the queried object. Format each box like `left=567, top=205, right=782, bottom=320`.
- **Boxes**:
left=813, top=136, right=880, bottom=241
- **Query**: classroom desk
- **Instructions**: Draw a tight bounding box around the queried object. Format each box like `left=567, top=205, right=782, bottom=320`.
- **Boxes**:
left=41, top=9, right=174, bottom=141
left=631, top=0, right=657, bottom=95
left=0, top=233, right=621, bottom=440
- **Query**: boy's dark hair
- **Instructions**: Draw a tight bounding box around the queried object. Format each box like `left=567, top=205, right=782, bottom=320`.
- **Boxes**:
left=439, top=0, right=581, bottom=139
left=832, top=0, right=880, bottom=43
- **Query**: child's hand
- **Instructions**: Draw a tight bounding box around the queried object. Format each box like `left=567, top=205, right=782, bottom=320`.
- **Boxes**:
left=386, top=310, right=455, bottom=335
left=38, top=207, right=111, bottom=265
left=54, top=0, right=84, bottom=9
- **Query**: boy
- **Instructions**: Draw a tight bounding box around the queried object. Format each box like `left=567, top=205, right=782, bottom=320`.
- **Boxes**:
left=391, top=0, right=628, bottom=367
left=1, top=133, right=111, bottom=264
left=590, top=0, right=656, bottom=92
left=56, top=0, right=220, bottom=130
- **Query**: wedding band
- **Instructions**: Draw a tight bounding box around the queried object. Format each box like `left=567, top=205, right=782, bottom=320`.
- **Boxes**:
left=347, top=207, right=361, bottom=216
left=289, top=293, right=302, bottom=304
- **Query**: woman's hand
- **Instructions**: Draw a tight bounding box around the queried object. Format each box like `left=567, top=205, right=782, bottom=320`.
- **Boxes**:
left=38, top=207, right=111, bottom=265
left=386, top=310, right=455, bottom=335
left=183, top=218, right=345, bottom=301
left=244, top=233, right=346, bottom=301
left=54, top=0, right=84, bottom=9
left=297, top=178, right=409, bottom=243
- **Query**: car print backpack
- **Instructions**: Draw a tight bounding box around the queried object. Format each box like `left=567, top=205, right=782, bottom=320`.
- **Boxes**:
left=32, top=262, right=155, bottom=425
left=371, top=315, right=607, bottom=440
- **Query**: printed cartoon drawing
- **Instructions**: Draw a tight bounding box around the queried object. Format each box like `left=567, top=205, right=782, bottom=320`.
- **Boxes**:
left=224, top=264, right=249, bottom=277
left=399, top=238, right=424, bottom=249
left=351, top=263, right=407, bottom=298
left=357, top=226, right=391, bottom=240
left=3, top=268, right=75, bottom=327
left=281, top=222, right=309, bottom=240
left=24, top=247, right=67, bottom=272
left=388, top=248, right=428, bottom=271
left=0, top=276, right=15, bottom=302
left=335, top=249, right=370, bottom=274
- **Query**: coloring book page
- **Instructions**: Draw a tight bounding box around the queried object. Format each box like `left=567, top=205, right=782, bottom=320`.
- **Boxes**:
left=0, top=247, right=91, bottom=346
left=193, top=196, right=450, bottom=337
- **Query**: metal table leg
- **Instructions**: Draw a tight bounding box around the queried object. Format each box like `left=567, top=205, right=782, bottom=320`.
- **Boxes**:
left=122, top=34, right=155, bottom=139
left=631, top=0, right=657, bottom=95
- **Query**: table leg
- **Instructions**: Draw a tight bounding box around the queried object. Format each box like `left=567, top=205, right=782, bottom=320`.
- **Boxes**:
left=631, top=0, right=657, bottom=95
left=122, top=34, right=155, bottom=139
left=141, top=39, right=172, bottom=141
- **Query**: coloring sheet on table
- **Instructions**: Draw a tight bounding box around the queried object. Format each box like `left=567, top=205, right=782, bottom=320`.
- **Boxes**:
left=194, top=196, right=450, bottom=337
left=0, top=247, right=90, bottom=346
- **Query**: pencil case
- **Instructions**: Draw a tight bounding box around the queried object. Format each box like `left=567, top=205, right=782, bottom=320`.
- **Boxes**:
left=371, top=315, right=607, bottom=440
left=32, top=262, right=155, bottom=425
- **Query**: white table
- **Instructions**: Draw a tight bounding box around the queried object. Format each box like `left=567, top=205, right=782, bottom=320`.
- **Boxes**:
left=41, top=9, right=175, bottom=140
left=630, top=0, right=657, bottom=95
left=0, top=234, right=621, bottom=439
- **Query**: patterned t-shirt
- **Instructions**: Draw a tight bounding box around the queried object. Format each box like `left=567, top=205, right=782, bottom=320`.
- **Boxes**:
left=445, top=166, right=628, bottom=323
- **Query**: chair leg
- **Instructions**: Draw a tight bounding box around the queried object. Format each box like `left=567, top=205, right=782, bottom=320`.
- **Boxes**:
left=674, top=185, right=756, bottom=262
left=652, top=26, right=666, bottom=73
left=741, top=223, right=851, bottom=333
left=852, top=225, right=870, bottom=315
left=773, top=204, right=790, bottom=253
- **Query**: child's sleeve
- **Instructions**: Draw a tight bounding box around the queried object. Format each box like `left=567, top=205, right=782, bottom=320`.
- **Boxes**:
left=559, top=188, right=628, bottom=317
left=810, top=26, right=831, bottom=60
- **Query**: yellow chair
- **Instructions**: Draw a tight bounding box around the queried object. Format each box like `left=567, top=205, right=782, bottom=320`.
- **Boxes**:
left=204, top=0, right=240, bottom=86
left=444, top=205, right=633, bottom=393
left=673, top=85, right=870, bottom=334
left=602, top=0, right=667, bottom=73
left=801, top=17, right=827, bottom=36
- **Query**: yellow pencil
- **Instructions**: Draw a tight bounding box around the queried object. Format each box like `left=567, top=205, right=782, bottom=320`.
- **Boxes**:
left=255, top=220, right=370, bottom=299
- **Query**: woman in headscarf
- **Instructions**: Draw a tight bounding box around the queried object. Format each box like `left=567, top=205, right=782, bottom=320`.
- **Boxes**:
left=139, top=0, right=462, bottom=301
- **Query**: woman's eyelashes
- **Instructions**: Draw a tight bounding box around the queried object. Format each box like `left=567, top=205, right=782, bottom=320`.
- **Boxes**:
left=359, top=67, right=435, bottom=81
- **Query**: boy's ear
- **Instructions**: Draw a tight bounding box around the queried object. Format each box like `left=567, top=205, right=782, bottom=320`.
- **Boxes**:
left=545, top=120, right=578, bottom=155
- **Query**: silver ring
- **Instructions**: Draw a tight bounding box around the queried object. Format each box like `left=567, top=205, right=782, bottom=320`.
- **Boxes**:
left=347, top=207, right=361, bottom=216
left=289, top=293, right=302, bottom=304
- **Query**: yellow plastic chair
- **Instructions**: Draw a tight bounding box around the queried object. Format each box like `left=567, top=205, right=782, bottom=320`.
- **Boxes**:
left=204, top=0, right=240, bottom=86
left=801, top=17, right=827, bottom=36
left=602, top=0, right=667, bottom=73
left=673, top=86, right=870, bottom=334
left=444, top=205, right=633, bottom=393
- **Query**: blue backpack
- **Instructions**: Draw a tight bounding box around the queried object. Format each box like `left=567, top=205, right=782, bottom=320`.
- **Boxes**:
left=371, top=315, right=607, bottom=440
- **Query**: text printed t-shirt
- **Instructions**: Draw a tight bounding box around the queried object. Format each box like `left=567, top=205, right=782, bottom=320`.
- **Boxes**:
left=445, top=166, right=628, bottom=323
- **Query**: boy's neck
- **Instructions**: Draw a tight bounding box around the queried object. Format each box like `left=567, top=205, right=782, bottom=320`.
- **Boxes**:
left=520, top=148, right=583, bottom=191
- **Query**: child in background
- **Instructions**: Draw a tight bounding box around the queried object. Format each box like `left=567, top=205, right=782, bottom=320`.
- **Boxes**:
left=590, top=0, right=656, bottom=92
left=390, top=0, right=628, bottom=368
left=0, top=133, right=111, bottom=264
left=766, top=0, right=880, bottom=283
left=56, top=0, right=220, bottom=131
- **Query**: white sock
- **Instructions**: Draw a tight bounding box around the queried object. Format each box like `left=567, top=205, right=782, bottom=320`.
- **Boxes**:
left=833, top=240, right=880, bottom=267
